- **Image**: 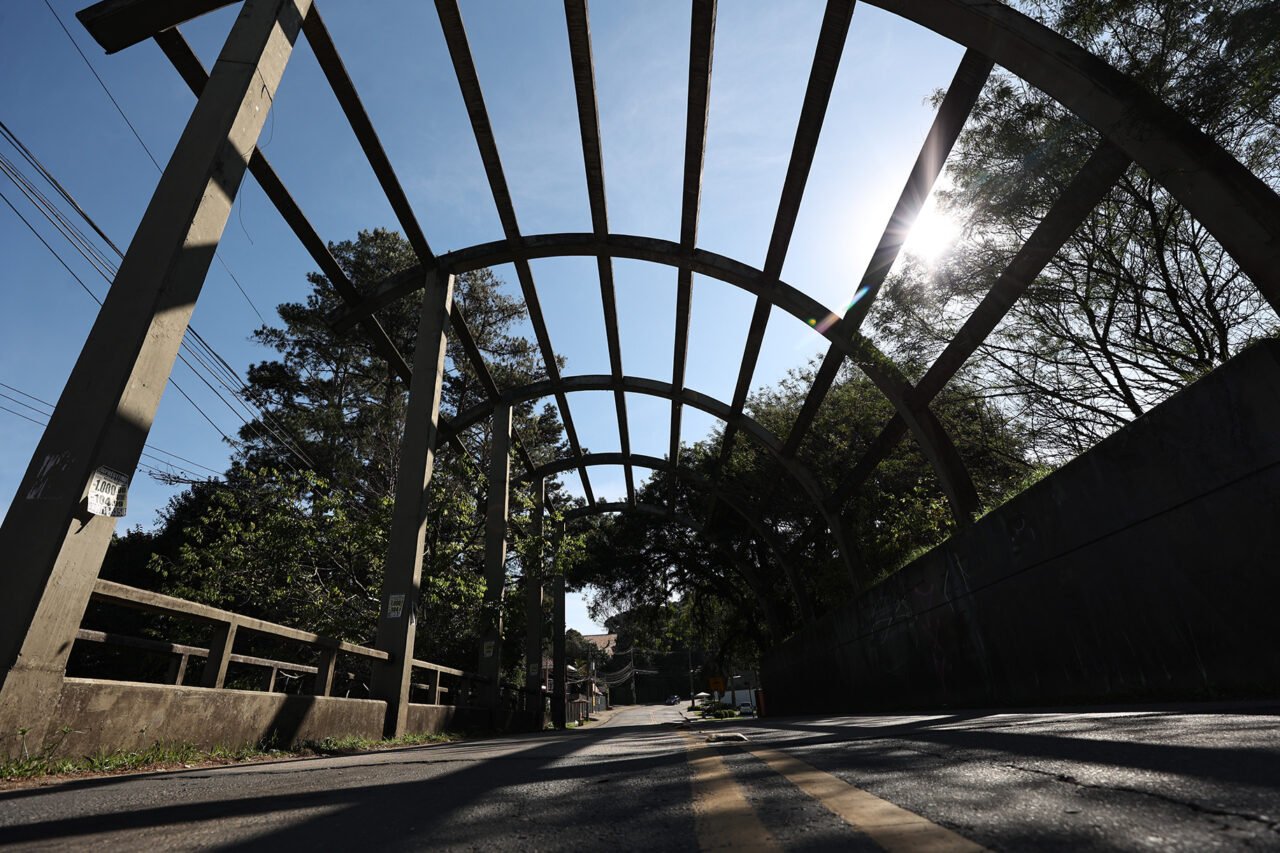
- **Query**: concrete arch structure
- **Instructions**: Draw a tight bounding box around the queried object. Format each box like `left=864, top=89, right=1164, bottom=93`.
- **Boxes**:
left=5, top=0, right=1278, bottom=751
left=444, top=374, right=856, bottom=583
left=342, top=234, right=981, bottom=523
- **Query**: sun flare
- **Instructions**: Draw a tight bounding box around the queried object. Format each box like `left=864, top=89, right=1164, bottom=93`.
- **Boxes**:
left=902, top=195, right=961, bottom=264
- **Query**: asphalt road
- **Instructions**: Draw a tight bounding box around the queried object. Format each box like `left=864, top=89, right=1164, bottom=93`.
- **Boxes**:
left=2, top=702, right=1278, bottom=850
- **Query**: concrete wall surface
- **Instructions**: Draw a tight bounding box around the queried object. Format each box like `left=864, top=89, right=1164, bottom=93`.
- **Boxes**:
left=44, top=679, right=386, bottom=756
left=405, top=702, right=457, bottom=734
left=763, top=340, right=1280, bottom=715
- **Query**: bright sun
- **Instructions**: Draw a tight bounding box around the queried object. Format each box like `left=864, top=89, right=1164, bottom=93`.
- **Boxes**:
left=901, top=195, right=961, bottom=264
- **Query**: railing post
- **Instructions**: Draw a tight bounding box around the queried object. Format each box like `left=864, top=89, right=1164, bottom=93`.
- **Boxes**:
left=168, top=653, right=189, bottom=686
left=266, top=667, right=278, bottom=693
left=523, top=478, right=545, bottom=724
left=477, top=405, right=512, bottom=712
left=201, top=620, right=238, bottom=690
left=552, top=519, right=567, bottom=730
left=0, top=0, right=312, bottom=756
left=370, top=270, right=454, bottom=738
left=313, top=647, right=337, bottom=697
left=428, top=668, right=441, bottom=706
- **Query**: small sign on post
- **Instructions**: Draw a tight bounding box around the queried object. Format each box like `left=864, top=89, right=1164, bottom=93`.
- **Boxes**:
left=86, top=467, right=129, bottom=518
left=708, top=675, right=726, bottom=693
left=483, top=640, right=496, bottom=658
left=386, top=594, right=405, bottom=618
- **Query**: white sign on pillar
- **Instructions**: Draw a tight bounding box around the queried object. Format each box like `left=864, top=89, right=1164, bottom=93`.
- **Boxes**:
left=86, top=467, right=129, bottom=518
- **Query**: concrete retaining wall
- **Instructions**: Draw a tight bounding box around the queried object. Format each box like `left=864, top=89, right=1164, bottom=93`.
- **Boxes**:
left=48, top=679, right=385, bottom=755
left=763, top=340, right=1280, bottom=715
left=44, top=681, right=470, bottom=756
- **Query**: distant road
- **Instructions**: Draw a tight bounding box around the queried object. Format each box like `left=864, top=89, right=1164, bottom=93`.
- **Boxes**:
left=2, top=702, right=1278, bottom=850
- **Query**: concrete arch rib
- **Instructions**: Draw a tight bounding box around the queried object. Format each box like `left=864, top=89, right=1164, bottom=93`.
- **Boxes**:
left=519, top=452, right=816, bottom=621
left=441, top=374, right=858, bottom=584
left=861, top=0, right=1280, bottom=311
left=341, top=234, right=980, bottom=522
left=560, top=501, right=787, bottom=638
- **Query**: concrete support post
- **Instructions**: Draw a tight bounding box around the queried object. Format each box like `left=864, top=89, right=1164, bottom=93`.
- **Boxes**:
left=428, top=671, right=440, bottom=706
left=313, top=647, right=337, bottom=697
left=201, top=621, right=237, bottom=690
left=523, top=479, right=545, bottom=723
left=477, top=406, right=512, bottom=712
left=370, top=271, right=455, bottom=737
left=551, top=520, right=567, bottom=729
left=0, top=0, right=310, bottom=755
left=167, top=653, right=189, bottom=686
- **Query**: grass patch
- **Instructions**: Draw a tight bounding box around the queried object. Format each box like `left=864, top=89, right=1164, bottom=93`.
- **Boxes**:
left=302, top=731, right=459, bottom=755
left=1, top=727, right=461, bottom=785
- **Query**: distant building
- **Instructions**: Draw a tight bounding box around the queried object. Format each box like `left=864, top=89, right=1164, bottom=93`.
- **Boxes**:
left=581, top=633, right=617, bottom=658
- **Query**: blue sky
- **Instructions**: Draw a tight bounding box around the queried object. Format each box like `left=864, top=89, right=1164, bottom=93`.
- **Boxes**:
left=0, top=0, right=965, bottom=633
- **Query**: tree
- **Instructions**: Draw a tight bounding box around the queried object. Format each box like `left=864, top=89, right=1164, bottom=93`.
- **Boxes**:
left=108, top=230, right=571, bottom=671
left=872, top=0, right=1280, bottom=459
left=573, top=357, right=1031, bottom=662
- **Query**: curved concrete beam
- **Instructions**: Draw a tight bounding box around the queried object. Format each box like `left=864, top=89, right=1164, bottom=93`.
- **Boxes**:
left=342, top=234, right=980, bottom=522
left=861, top=0, right=1280, bottom=313
left=443, top=373, right=857, bottom=584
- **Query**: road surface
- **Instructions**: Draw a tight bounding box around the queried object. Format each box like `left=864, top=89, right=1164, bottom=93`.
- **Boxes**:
left=2, top=702, right=1278, bottom=850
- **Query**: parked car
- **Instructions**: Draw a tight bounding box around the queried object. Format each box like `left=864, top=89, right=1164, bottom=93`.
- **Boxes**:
left=665, top=695, right=680, bottom=705
left=738, top=703, right=754, bottom=716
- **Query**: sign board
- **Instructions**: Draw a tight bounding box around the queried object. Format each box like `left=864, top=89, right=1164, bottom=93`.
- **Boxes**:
left=483, top=640, right=496, bottom=658
left=86, top=467, right=129, bottom=518
left=707, top=675, right=726, bottom=692
left=386, top=594, right=405, bottom=618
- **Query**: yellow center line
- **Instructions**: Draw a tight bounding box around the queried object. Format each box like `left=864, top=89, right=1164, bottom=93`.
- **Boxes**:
left=748, top=746, right=987, bottom=853
left=682, top=733, right=781, bottom=851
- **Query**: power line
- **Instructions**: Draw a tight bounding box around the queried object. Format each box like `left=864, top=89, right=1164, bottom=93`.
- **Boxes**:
left=0, top=137, right=320, bottom=476
left=0, top=380, right=223, bottom=479
left=37, top=2, right=266, bottom=323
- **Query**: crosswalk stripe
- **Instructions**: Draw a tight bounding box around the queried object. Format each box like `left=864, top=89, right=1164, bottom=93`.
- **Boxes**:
left=749, top=746, right=987, bottom=852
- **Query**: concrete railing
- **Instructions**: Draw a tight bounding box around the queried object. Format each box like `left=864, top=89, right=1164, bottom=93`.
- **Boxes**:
left=86, top=580, right=477, bottom=703
left=75, top=628, right=323, bottom=693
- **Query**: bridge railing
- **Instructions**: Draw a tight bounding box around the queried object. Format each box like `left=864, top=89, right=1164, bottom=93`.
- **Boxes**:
left=80, top=580, right=478, bottom=704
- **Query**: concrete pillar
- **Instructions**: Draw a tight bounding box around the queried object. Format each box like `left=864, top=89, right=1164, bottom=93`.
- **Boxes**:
left=477, top=406, right=512, bottom=711
left=523, top=478, right=545, bottom=723
left=551, top=520, right=567, bottom=729
left=0, top=0, right=310, bottom=755
left=370, top=271, right=455, bottom=737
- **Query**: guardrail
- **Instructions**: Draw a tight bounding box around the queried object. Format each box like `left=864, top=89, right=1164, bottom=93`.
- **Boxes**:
left=84, top=580, right=481, bottom=703
left=75, top=628, right=321, bottom=693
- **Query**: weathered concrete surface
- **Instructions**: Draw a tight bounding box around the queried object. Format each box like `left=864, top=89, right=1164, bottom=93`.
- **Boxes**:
left=45, top=679, right=385, bottom=755
left=765, top=340, right=1280, bottom=715
left=31, top=685, right=496, bottom=758
left=404, top=702, right=457, bottom=735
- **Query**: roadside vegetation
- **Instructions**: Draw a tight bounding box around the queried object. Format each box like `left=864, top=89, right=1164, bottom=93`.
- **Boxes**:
left=0, top=728, right=460, bottom=786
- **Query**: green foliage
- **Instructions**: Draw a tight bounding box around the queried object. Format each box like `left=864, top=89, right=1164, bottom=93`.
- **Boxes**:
left=104, top=229, right=570, bottom=669
left=0, top=732, right=460, bottom=783
left=874, top=0, right=1280, bottom=460
left=574, top=356, right=1031, bottom=665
